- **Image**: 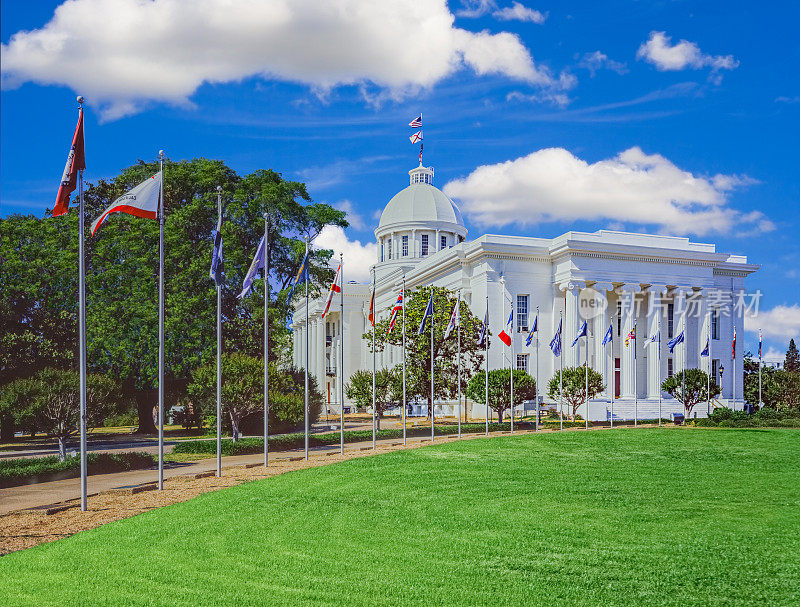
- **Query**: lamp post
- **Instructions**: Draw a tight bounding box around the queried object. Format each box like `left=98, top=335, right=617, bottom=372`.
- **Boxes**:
left=719, top=364, right=725, bottom=401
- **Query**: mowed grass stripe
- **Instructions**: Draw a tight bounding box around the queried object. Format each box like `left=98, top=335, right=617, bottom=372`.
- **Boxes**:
left=2, top=428, right=799, bottom=606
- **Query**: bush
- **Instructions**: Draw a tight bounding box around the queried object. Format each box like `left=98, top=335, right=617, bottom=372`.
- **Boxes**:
left=103, top=411, right=139, bottom=427
left=0, top=451, right=155, bottom=488
left=691, top=406, right=800, bottom=428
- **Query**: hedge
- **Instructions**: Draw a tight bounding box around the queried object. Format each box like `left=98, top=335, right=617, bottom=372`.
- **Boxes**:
left=0, top=452, right=155, bottom=488
left=692, top=407, right=800, bottom=428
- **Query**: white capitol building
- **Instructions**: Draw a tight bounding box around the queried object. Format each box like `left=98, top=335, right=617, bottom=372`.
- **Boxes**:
left=293, top=163, right=758, bottom=421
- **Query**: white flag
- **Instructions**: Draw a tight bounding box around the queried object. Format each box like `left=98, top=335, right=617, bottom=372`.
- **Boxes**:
left=409, top=130, right=423, bottom=144
left=91, top=171, right=161, bottom=236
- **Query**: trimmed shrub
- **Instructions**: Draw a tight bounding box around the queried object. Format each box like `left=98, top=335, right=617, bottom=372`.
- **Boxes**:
left=0, top=452, right=155, bottom=488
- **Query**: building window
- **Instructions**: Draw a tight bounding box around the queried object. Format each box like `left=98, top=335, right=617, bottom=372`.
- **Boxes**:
left=667, top=303, right=674, bottom=339
left=712, top=359, right=719, bottom=383
left=440, top=234, right=447, bottom=250
left=516, top=295, right=529, bottom=332
left=388, top=238, right=392, bottom=259
left=421, top=234, right=429, bottom=256
left=711, top=308, right=719, bottom=340
left=617, top=300, right=622, bottom=336
left=668, top=358, right=674, bottom=378
left=402, top=235, right=408, bottom=257
left=516, top=353, right=528, bottom=372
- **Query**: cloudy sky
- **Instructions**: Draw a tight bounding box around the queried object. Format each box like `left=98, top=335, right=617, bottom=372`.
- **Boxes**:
left=1, top=0, right=798, bottom=358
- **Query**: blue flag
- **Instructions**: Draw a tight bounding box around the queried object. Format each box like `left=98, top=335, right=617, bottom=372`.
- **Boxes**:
left=571, top=320, right=587, bottom=347
left=418, top=293, right=434, bottom=335
left=602, top=324, right=613, bottom=346
left=525, top=314, right=538, bottom=347
left=237, top=235, right=265, bottom=299
left=478, top=308, right=489, bottom=346
left=667, top=330, right=684, bottom=354
left=700, top=338, right=709, bottom=357
left=550, top=318, right=562, bottom=357
left=209, top=214, right=225, bottom=287
left=285, top=252, right=309, bottom=302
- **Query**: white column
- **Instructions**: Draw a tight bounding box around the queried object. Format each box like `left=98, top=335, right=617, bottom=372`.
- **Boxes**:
left=593, top=283, right=614, bottom=398
left=562, top=281, right=585, bottom=368
left=618, top=283, right=640, bottom=398
left=685, top=288, right=700, bottom=371
left=436, top=229, right=440, bottom=252
left=672, top=288, right=691, bottom=375
left=646, top=285, right=667, bottom=398
left=411, top=229, right=417, bottom=257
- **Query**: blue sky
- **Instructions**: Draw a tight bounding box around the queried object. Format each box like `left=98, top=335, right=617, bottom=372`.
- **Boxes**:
left=1, top=0, right=798, bottom=358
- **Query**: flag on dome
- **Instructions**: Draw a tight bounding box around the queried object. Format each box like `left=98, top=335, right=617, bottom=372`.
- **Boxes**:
left=368, top=288, right=375, bottom=327
left=209, top=211, right=225, bottom=287
left=409, top=114, right=422, bottom=128
left=478, top=308, right=489, bottom=346
left=499, top=309, right=513, bottom=346
left=602, top=324, right=613, bottom=346
left=701, top=338, right=710, bottom=357
left=286, top=252, right=309, bottom=302
left=667, top=330, right=684, bottom=353
left=444, top=300, right=460, bottom=339
left=238, top=236, right=265, bottom=298
left=388, top=289, right=403, bottom=334
left=550, top=318, right=562, bottom=357
left=53, top=108, right=85, bottom=217
left=409, top=130, right=423, bottom=144
left=321, top=263, right=342, bottom=319
left=91, top=171, right=161, bottom=236
left=525, top=314, right=538, bottom=347
left=417, top=293, right=433, bottom=335
left=571, top=320, right=587, bottom=347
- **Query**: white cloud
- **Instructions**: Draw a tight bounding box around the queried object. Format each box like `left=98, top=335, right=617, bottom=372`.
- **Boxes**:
left=744, top=304, right=800, bottom=342
left=493, top=2, right=546, bottom=23
left=1, top=0, right=558, bottom=120
left=442, top=146, right=770, bottom=236
left=775, top=96, right=800, bottom=104
left=636, top=32, right=738, bottom=77
left=334, top=200, right=366, bottom=231
left=578, top=51, right=628, bottom=76
left=312, top=225, right=377, bottom=284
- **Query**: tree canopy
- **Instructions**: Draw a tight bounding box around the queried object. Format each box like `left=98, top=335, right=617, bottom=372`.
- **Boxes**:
left=661, top=369, right=720, bottom=415
left=466, top=368, right=536, bottom=422
left=546, top=366, right=604, bottom=419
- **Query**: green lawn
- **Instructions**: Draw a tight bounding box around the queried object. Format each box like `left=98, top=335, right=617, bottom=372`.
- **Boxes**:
left=3, top=428, right=799, bottom=606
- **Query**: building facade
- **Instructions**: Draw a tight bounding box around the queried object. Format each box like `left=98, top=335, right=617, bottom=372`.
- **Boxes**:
left=293, top=164, right=759, bottom=421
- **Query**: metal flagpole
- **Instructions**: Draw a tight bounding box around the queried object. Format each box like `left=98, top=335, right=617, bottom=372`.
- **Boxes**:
left=732, top=322, right=736, bottom=410
left=634, top=322, right=638, bottom=428
left=510, top=295, right=515, bottom=434
left=372, top=266, right=376, bottom=451
left=304, top=236, right=309, bottom=461
left=658, top=318, right=662, bottom=426
left=264, top=213, right=270, bottom=467
left=340, top=253, right=344, bottom=455
left=77, top=97, right=88, bottom=511
left=535, top=306, right=539, bottom=432
left=216, top=186, right=222, bottom=478
left=485, top=295, right=489, bottom=436
left=157, top=150, right=165, bottom=490
left=707, top=313, right=712, bottom=416
left=608, top=318, right=613, bottom=429
left=584, top=332, right=589, bottom=430
left=559, top=310, right=564, bottom=431
left=457, top=290, right=462, bottom=438
left=430, top=292, right=435, bottom=443
left=758, top=328, right=762, bottom=408
left=402, top=275, right=407, bottom=445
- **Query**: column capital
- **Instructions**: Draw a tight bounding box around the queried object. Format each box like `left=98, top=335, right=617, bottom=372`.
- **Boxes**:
left=644, top=283, right=668, bottom=295
left=592, top=282, right=615, bottom=293
left=558, top=280, right=586, bottom=293
left=669, top=286, right=694, bottom=298
left=615, top=283, right=641, bottom=294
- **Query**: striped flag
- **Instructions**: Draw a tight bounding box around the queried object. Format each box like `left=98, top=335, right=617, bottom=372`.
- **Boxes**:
left=321, top=263, right=342, bottom=319
left=388, top=289, right=403, bottom=334
left=91, top=171, right=161, bottom=236
left=409, top=114, right=422, bottom=128
left=444, top=299, right=460, bottom=339
left=498, top=309, right=513, bottom=346
left=53, top=108, right=85, bottom=216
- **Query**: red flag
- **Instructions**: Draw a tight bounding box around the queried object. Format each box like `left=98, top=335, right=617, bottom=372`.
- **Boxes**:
left=53, top=109, right=85, bottom=216
left=732, top=327, right=736, bottom=359
left=368, top=288, right=375, bottom=327
left=388, top=289, right=403, bottom=334
left=321, top=263, right=342, bottom=319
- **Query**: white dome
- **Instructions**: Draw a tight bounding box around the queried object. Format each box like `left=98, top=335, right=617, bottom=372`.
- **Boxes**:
left=378, top=183, right=465, bottom=232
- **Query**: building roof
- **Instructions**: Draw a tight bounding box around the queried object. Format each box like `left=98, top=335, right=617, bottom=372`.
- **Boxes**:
left=377, top=183, right=465, bottom=231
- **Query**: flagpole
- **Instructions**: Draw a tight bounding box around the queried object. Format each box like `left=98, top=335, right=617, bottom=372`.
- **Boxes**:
left=634, top=323, right=638, bottom=428
left=304, top=236, right=309, bottom=461
left=510, top=295, right=515, bottom=434
left=430, top=291, right=435, bottom=443
left=402, top=275, right=407, bottom=446
left=658, top=318, right=662, bottom=426
left=485, top=295, right=489, bottom=436
left=535, top=306, right=539, bottom=432
left=76, top=97, right=88, bottom=512
left=216, top=186, right=222, bottom=478
left=372, top=266, right=376, bottom=451
left=457, top=290, right=462, bottom=439
left=732, top=322, right=736, bottom=410
left=758, top=328, right=762, bottom=408
left=264, top=213, right=270, bottom=467
left=157, top=150, right=165, bottom=490
left=559, top=311, right=564, bottom=431
left=608, top=318, right=613, bottom=429
left=585, top=332, right=589, bottom=430
left=339, top=253, right=344, bottom=455
left=707, top=313, right=712, bottom=416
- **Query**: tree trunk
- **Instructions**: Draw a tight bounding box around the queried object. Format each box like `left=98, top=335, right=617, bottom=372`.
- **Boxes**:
left=231, top=413, right=240, bottom=442
left=376, top=413, right=381, bottom=430
left=0, top=414, right=14, bottom=442
left=58, top=436, right=67, bottom=463
left=133, top=388, right=157, bottom=434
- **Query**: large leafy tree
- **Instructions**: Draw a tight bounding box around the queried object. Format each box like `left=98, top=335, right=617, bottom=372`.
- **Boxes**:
left=661, top=369, right=720, bottom=416
left=345, top=368, right=396, bottom=429
left=466, top=368, right=536, bottom=422
left=743, top=353, right=781, bottom=407
left=1, top=158, right=346, bottom=435
left=547, top=366, right=605, bottom=420
left=367, top=286, right=485, bottom=417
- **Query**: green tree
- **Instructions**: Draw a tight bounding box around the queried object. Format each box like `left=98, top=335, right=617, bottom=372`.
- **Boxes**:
left=785, top=339, right=800, bottom=372
left=345, top=368, right=396, bottom=429
left=466, top=368, right=536, bottom=422
left=188, top=354, right=322, bottom=440
left=1, top=369, right=121, bottom=461
left=546, top=366, right=605, bottom=420
left=743, top=353, right=781, bottom=408
left=661, top=369, right=720, bottom=416
left=776, top=371, right=800, bottom=410
left=368, top=286, right=485, bottom=418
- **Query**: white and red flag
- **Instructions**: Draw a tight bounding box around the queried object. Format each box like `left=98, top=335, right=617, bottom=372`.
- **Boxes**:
left=367, top=288, right=375, bottom=327
left=444, top=299, right=460, bottom=339
left=499, top=309, right=513, bottom=346
left=387, top=289, right=404, bottom=334
left=90, top=171, right=161, bottom=236
left=321, top=263, right=342, bottom=319
left=409, top=130, right=423, bottom=144
left=53, top=108, right=85, bottom=216
left=409, top=114, right=422, bottom=128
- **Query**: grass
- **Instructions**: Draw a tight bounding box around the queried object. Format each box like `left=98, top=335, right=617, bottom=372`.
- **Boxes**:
left=0, top=452, right=155, bottom=488
left=2, top=428, right=799, bottom=606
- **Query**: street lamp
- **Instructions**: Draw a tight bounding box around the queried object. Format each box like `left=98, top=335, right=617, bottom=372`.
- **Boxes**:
left=719, top=364, right=725, bottom=399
